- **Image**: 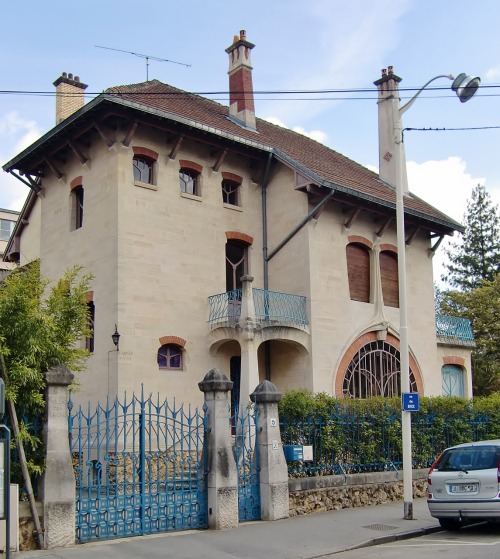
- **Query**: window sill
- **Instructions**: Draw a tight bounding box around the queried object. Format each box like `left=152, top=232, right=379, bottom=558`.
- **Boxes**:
left=134, top=180, right=158, bottom=191
left=223, top=203, right=242, bottom=212
left=181, top=192, right=202, bottom=202
left=158, top=367, right=183, bottom=371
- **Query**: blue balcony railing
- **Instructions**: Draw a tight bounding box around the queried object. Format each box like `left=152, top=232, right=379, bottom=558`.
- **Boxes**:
left=208, top=288, right=308, bottom=329
left=253, top=288, right=308, bottom=327
left=436, top=314, right=474, bottom=344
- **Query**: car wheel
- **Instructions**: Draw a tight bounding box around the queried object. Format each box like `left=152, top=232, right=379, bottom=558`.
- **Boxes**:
left=439, top=518, right=462, bottom=531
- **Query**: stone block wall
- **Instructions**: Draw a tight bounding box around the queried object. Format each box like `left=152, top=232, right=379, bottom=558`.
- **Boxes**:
left=288, top=469, right=428, bottom=516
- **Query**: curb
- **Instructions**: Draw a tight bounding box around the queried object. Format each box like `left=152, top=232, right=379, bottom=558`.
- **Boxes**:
left=349, top=525, right=444, bottom=551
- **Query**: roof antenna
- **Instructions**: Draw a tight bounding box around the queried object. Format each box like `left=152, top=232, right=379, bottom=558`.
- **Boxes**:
left=95, top=45, right=191, bottom=81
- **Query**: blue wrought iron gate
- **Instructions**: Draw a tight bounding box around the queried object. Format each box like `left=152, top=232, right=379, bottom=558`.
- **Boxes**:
left=233, top=406, right=261, bottom=521
left=68, top=390, right=208, bottom=543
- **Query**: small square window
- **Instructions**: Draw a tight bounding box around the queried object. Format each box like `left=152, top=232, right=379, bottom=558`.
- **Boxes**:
left=180, top=169, right=200, bottom=196
left=222, top=179, right=240, bottom=206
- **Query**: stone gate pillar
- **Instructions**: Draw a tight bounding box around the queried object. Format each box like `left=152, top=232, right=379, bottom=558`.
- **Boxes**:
left=251, top=380, right=289, bottom=520
left=41, top=364, right=75, bottom=548
left=198, top=368, right=238, bottom=529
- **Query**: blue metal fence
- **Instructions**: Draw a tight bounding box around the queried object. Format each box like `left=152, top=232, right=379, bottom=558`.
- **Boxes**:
left=233, top=406, right=261, bottom=522
left=68, top=390, right=208, bottom=543
left=281, top=409, right=492, bottom=477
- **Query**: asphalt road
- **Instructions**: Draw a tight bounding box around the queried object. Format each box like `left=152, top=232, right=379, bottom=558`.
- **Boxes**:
left=337, top=522, right=500, bottom=559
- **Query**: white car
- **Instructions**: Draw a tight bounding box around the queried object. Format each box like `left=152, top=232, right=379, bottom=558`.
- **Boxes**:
left=427, top=440, right=500, bottom=530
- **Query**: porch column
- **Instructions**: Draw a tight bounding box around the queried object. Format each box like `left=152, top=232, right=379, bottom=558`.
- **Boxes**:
left=238, top=275, right=259, bottom=410
left=251, top=380, right=289, bottom=520
left=41, top=364, right=75, bottom=548
left=198, top=368, right=239, bottom=529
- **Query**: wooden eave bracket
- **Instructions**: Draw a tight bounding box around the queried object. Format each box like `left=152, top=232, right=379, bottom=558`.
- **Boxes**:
left=212, top=149, right=228, bottom=172
left=44, top=158, right=64, bottom=180
left=122, top=121, right=139, bottom=148
left=429, top=234, right=445, bottom=256
left=375, top=217, right=392, bottom=238
left=93, top=121, right=115, bottom=148
left=405, top=225, right=420, bottom=246
left=169, top=135, right=184, bottom=160
left=344, top=207, right=361, bottom=230
left=68, top=141, right=89, bottom=165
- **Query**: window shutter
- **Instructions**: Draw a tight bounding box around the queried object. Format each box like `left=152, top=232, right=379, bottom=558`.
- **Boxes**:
left=380, top=251, right=399, bottom=307
left=346, top=244, right=370, bottom=302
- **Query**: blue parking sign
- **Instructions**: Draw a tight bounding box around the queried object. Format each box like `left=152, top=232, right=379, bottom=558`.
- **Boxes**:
left=402, top=392, right=420, bottom=412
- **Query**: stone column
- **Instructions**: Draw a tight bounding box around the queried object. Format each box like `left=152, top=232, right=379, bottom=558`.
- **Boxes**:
left=198, top=369, right=238, bottom=529
left=251, top=380, right=289, bottom=520
left=238, top=275, right=259, bottom=412
left=42, top=364, right=75, bottom=548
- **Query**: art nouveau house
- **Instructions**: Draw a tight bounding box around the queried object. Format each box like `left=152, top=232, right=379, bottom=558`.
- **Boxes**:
left=2, top=31, right=474, bottom=411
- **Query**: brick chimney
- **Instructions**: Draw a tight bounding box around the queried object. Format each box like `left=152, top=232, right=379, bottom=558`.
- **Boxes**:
left=53, top=72, right=88, bottom=125
left=373, top=66, right=409, bottom=193
left=225, top=30, right=256, bottom=130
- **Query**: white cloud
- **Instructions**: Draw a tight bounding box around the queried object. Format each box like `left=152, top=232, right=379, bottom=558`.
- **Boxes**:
left=0, top=112, right=40, bottom=210
left=406, top=156, right=483, bottom=222
left=264, top=116, right=328, bottom=143
left=406, top=156, right=486, bottom=287
left=484, top=66, right=500, bottom=82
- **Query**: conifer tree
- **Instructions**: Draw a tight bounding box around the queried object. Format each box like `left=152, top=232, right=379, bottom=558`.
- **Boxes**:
left=442, top=184, right=500, bottom=290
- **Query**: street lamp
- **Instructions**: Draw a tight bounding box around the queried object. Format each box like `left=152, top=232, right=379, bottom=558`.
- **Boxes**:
left=374, top=67, right=480, bottom=520
left=111, top=325, right=120, bottom=351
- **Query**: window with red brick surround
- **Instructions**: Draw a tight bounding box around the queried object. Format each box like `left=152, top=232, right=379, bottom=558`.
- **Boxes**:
left=133, top=147, right=158, bottom=185
left=157, top=336, right=185, bottom=370
left=380, top=250, right=399, bottom=308
left=221, top=172, right=243, bottom=206
left=70, top=177, right=84, bottom=230
left=179, top=160, right=203, bottom=197
left=346, top=242, right=371, bottom=303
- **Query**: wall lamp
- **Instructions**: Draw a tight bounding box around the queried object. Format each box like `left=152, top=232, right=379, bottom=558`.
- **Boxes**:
left=111, top=325, right=120, bottom=351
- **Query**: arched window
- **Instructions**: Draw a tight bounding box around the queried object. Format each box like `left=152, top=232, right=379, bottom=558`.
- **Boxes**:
left=179, top=168, right=200, bottom=196
left=221, top=172, right=243, bottom=206
left=342, top=340, right=417, bottom=398
left=380, top=250, right=399, bottom=308
left=226, top=240, right=248, bottom=291
left=346, top=243, right=370, bottom=302
left=442, top=365, right=464, bottom=397
left=132, top=147, right=158, bottom=185
left=157, top=344, right=183, bottom=370
left=133, top=156, right=154, bottom=184
left=70, top=177, right=84, bottom=231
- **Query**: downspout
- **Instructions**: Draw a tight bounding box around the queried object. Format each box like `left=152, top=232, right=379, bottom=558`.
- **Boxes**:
left=266, top=187, right=335, bottom=262
left=261, top=151, right=273, bottom=380
left=261, top=152, right=273, bottom=290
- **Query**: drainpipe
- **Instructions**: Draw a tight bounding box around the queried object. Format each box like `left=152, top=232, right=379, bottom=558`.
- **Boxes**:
left=261, top=152, right=273, bottom=381
left=261, top=152, right=273, bottom=291
left=266, top=187, right=335, bottom=262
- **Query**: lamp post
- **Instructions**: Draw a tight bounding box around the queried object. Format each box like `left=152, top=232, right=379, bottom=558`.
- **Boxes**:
left=374, top=68, right=480, bottom=520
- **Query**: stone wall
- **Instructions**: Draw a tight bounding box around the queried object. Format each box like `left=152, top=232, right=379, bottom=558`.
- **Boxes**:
left=289, top=469, right=428, bottom=516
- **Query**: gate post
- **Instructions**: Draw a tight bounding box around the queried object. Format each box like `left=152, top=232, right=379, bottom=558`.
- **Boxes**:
left=40, top=364, right=75, bottom=548
left=251, top=380, right=289, bottom=521
left=198, top=368, right=238, bottom=529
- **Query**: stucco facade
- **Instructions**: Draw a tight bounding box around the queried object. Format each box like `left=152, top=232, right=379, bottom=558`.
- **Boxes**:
left=2, top=32, right=473, bottom=409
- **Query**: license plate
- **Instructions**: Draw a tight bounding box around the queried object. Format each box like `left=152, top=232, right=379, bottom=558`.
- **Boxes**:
left=449, top=484, right=478, bottom=493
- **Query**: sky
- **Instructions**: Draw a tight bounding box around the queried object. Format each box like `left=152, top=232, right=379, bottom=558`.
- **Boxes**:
left=1, top=0, right=499, bottom=284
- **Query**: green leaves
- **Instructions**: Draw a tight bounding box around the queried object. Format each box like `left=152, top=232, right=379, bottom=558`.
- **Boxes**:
left=0, top=260, right=93, bottom=481
left=442, top=184, right=500, bottom=290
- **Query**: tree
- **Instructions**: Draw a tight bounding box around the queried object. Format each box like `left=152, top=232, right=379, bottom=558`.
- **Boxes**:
left=440, top=274, right=500, bottom=395
left=442, top=184, right=500, bottom=291
left=0, top=260, right=92, bottom=473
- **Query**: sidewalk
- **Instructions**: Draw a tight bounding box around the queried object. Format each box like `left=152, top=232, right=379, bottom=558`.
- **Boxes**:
left=14, top=498, right=441, bottom=559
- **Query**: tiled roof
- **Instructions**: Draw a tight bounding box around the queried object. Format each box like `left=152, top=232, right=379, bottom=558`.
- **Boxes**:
left=106, top=80, right=461, bottom=231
